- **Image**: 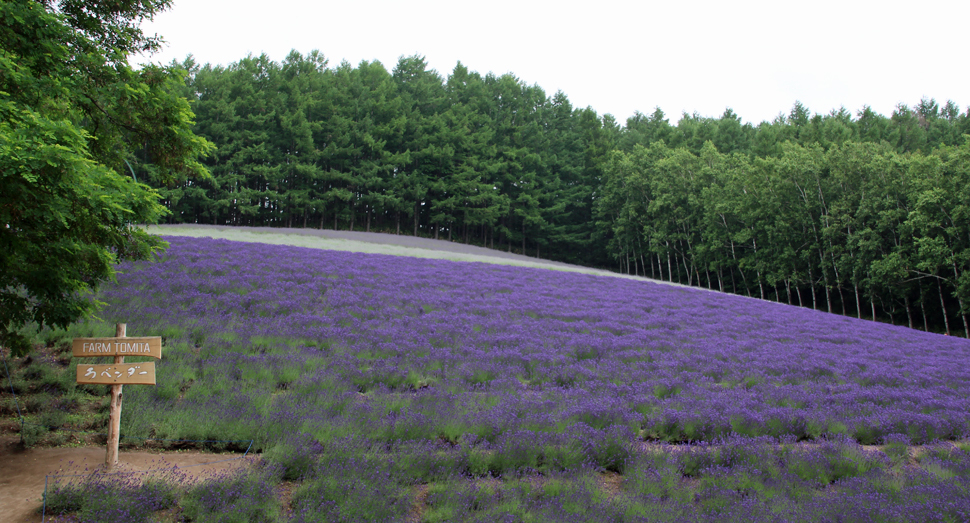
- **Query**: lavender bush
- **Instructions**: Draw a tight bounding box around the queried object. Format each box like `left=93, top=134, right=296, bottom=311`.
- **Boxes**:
left=180, top=463, right=280, bottom=522
left=102, top=236, right=970, bottom=450
left=45, top=466, right=185, bottom=523
left=59, top=235, right=970, bottom=520
left=289, top=452, right=412, bottom=523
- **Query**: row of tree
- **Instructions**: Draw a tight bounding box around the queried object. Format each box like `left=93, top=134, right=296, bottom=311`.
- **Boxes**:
left=620, top=99, right=970, bottom=158
left=597, top=140, right=970, bottom=336
left=143, top=51, right=970, bottom=334
left=151, top=52, right=612, bottom=266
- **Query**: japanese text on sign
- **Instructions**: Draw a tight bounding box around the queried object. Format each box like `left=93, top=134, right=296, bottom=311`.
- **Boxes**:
left=76, top=362, right=156, bottom=385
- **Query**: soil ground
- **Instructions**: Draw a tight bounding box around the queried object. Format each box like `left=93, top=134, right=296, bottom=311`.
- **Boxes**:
left=0, top=436, right=250, bottom=522
left=149, top=223, right=584, bottom=267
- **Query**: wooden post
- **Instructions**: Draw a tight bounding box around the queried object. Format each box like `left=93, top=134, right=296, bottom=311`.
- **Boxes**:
left=105, top=323, right=125, bottom=472
left=72, top=325, right=160, bottom=471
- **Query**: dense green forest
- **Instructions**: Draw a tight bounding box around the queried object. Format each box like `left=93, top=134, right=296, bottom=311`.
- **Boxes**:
left=138, top=51, right=970, bottom=335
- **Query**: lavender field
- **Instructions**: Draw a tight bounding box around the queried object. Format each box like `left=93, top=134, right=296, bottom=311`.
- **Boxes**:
left=48, top=235, right=970, bottom=521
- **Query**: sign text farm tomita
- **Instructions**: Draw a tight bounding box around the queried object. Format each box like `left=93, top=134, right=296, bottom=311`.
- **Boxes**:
left=73, top=337, right=162, bottom=359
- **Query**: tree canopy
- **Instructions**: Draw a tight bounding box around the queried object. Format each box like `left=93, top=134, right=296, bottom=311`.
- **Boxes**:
left=0, top=0, right=212, bottom=356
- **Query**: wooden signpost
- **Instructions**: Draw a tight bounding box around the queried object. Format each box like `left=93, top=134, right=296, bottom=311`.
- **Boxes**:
left=73, top=324, right=161, bottom=472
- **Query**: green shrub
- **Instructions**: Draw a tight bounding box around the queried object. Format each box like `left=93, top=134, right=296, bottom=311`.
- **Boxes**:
left=625, top=450, right=684, bottom=501
left=263, top=441, right=315, bottom=481
left=38, top=409, right=68, bottom=430
left=44, top=481, right=85, bottom=514
left=20, top=421, right=48, bottom=448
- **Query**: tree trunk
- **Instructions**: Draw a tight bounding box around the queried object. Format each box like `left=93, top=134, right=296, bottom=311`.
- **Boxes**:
left=727, top=239, right=742, bottom=293
left=681, top=256, right=694, bottom=286
left=413, top=202, right=419, bottom=236
left=904, top=295, right=914, bottom=329
left=666, top=248, right=673, bottom=283
left=938, top=278, right=951, bottom=335
left=349, top=200, right=355, bottom=231
left=366, top=207, right=371, bottom=233
left=808, top=265, right=818, bottom=310
left=951, top=262, right=969, bottom=337
left=920, top=291, right=929, bottom=331
left=854, top=284, right=862, bottom=319
left=677, top=253, right=686, bottom=283
left=831, top=251, right=845, bottom=315
left=823, top=276, right=832, bottom=312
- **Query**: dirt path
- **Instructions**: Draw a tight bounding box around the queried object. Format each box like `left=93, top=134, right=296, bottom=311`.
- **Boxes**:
left=146, top=225, right=736, bottom=297
left=149, top=223, right=581, bottom=267
left=0, top=436, right=250, bottom=523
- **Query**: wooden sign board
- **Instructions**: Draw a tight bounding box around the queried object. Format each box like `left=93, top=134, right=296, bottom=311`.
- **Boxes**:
left=72, top=337, right=162, bottom=359
left=76, top=362, right=156, bottom=385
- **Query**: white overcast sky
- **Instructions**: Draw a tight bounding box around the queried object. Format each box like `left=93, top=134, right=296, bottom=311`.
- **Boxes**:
left=137, top=0, right=968, bottom=126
